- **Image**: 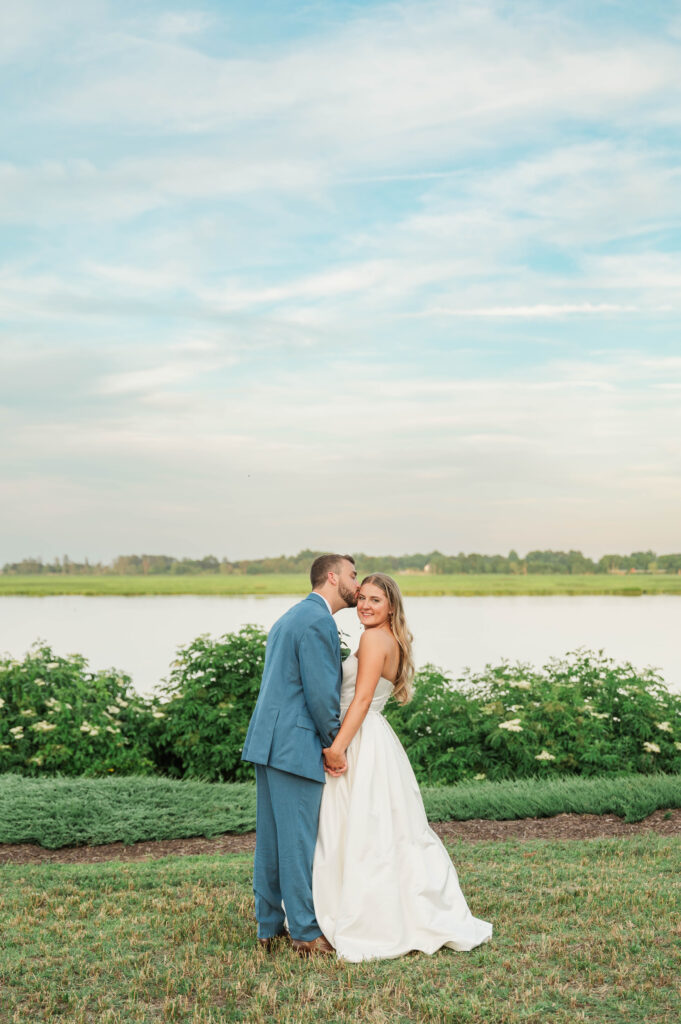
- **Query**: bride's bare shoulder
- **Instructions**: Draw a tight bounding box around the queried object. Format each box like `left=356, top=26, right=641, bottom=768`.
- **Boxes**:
left=357, top=628, right=395, bottom=657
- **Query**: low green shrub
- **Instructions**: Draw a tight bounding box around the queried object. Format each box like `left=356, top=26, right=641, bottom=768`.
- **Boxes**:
left=421, top=772, right=681, bottom=823
left=386, top=649, right=681, bottom=783
left=0, top=644, right=155, bottom=776
left=3, top=771, right=679, bottom=848
left=0, top=774, right=257, bottom=848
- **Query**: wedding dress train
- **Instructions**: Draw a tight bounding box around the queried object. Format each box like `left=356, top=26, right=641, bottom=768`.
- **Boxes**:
left=313, top=654, right=493, bottom=962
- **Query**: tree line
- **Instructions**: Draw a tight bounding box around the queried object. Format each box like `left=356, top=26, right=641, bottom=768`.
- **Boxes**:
left=3, top=548, right=681, bottom=576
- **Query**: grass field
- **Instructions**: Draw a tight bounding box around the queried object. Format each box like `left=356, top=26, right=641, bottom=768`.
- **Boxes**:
left=1, top=837, right=680, bottom=1023
left=3, top=773, right=681, bottom=849
left=2, top=572, right=681, bottom=597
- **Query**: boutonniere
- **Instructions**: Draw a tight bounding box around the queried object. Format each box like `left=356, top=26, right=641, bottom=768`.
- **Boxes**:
left=337, top=628, right=352, bottom=661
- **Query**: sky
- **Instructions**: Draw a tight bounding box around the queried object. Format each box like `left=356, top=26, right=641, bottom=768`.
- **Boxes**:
left=1, top=0, right=680, bottom=564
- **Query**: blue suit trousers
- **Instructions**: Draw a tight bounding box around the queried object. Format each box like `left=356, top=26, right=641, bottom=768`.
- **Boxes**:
left=253, top=764, right=324, bottom=942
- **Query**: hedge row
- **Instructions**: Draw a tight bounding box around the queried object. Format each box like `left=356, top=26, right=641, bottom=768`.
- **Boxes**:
left=2, top=630, right=680, bottom=783
left=3, top=772, right=679, bottom=848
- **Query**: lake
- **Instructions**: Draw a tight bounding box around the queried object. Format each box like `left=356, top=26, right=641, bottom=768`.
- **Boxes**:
left=1, top=594, right=679, bottom=695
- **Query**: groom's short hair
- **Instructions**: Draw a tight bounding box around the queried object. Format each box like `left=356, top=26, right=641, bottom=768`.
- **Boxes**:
left=310, top=553, right=355, bottom=589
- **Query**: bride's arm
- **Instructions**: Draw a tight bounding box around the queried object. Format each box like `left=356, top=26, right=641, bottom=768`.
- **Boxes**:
left=323, top=631, right=385, bottom=768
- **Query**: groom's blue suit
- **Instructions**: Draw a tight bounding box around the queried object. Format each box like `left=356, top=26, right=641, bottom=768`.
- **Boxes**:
left=242, top=593, right=342, bottom=941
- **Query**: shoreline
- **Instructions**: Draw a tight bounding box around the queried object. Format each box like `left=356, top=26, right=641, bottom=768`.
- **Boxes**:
left=2, top=573, right=681, bottom=598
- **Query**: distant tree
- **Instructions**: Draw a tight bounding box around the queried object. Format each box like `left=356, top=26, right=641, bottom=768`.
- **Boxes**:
left=629, top=550, right=657, bottom=571
left=508, top=550, right=524, bottom=574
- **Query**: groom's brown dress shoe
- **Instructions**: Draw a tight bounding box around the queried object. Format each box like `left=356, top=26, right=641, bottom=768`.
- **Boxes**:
left=291, top=935, right=334, bottom=957
left=258, top=930, right=290, bottom=951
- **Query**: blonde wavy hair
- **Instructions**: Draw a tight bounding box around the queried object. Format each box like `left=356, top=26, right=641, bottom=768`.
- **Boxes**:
left=361, top=573, right=414, bottom=705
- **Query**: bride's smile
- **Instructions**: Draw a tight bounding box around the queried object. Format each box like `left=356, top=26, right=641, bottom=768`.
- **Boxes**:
left=357, top=584, right=391, bottom=628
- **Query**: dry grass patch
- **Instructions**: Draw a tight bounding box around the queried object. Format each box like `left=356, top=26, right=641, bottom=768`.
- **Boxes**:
left=1, top=837, right=680, bottom=1023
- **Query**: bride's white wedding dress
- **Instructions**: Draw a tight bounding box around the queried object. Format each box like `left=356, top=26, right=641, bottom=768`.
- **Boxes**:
left=313, top=654, right=492, bottom=962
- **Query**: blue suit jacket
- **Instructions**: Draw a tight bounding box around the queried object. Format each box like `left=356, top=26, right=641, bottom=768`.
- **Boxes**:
left=241, top=593, right=342, bottom=783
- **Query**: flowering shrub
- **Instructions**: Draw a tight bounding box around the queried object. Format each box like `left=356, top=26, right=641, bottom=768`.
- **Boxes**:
left=4, top=638, right=679, bottom=784
left=385, top=649, right=681, bottom=783
left=152, top=626, right=267, bottom=782
left=0, top=644, right=155, bottom=776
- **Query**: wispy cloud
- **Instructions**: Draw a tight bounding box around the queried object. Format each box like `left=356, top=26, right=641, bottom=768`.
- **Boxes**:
left=38, top=3, right=681, bottom=145
left=155, top=10, right=215, bottom=39
left=407, top=303, right=644, bottom=319
left=1, top=0, right=680, bottom=560
left=5, top=348, right=680, bottom=556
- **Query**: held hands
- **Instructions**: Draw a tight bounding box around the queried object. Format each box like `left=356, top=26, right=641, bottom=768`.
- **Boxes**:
left=322, top=744, right=347, bottom=776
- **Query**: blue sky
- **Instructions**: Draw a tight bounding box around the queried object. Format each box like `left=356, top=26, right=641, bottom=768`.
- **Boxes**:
left=1, top=0, right=680, bottom=562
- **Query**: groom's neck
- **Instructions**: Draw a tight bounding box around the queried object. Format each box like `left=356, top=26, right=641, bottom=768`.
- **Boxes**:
left=313, top=585, right=341, bottom=615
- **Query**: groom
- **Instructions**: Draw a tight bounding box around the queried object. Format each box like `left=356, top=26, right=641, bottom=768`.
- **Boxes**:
left=241, top=553, right=359, bottom=955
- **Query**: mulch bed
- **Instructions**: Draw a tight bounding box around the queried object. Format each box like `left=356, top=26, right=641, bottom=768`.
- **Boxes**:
left=1, top=809, right=679, bottom=865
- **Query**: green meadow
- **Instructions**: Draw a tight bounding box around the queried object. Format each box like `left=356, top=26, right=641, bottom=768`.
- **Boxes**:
left=2, top=572, right=681, bottom=597
left=2, top=837, right=680, bottom=1023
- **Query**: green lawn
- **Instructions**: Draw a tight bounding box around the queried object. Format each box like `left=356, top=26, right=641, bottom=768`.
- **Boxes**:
left=2, top=572, right=681, bottom=596
left=1, top=837, right=679, bottom=1023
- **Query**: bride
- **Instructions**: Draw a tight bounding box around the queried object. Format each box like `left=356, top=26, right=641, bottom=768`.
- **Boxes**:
left=313, top=573, right=492, bottom=962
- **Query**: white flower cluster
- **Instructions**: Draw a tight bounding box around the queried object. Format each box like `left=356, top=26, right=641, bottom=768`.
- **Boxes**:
left=656, top=722, right=672, bottom=733
left=32, top=720, right=57, bottom=733
left=498, top=718, right=523, bottom=732
left=9, top=726, right=24, bottom=738
left=79, top=721, right=100, bottom=737
left=106, top=705, right=120, bottom=716
left=534, top=749, right=556, bottom=761
left=643, top=741, right=661, bottom=754
left=584, top=708, right=610, bottom=720
left=44, top=697, right=61, bottom=711
left=509, top=680, right=531, bottom=690
left=0, top=697, right=4, bottom=709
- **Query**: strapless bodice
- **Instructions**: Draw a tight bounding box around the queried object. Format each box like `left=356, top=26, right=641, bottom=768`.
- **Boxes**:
left=340, top=654, right=394, bottom=716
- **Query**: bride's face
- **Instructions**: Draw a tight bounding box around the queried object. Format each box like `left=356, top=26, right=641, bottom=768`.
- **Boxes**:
left=357, top=583, right=391, bottom=629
